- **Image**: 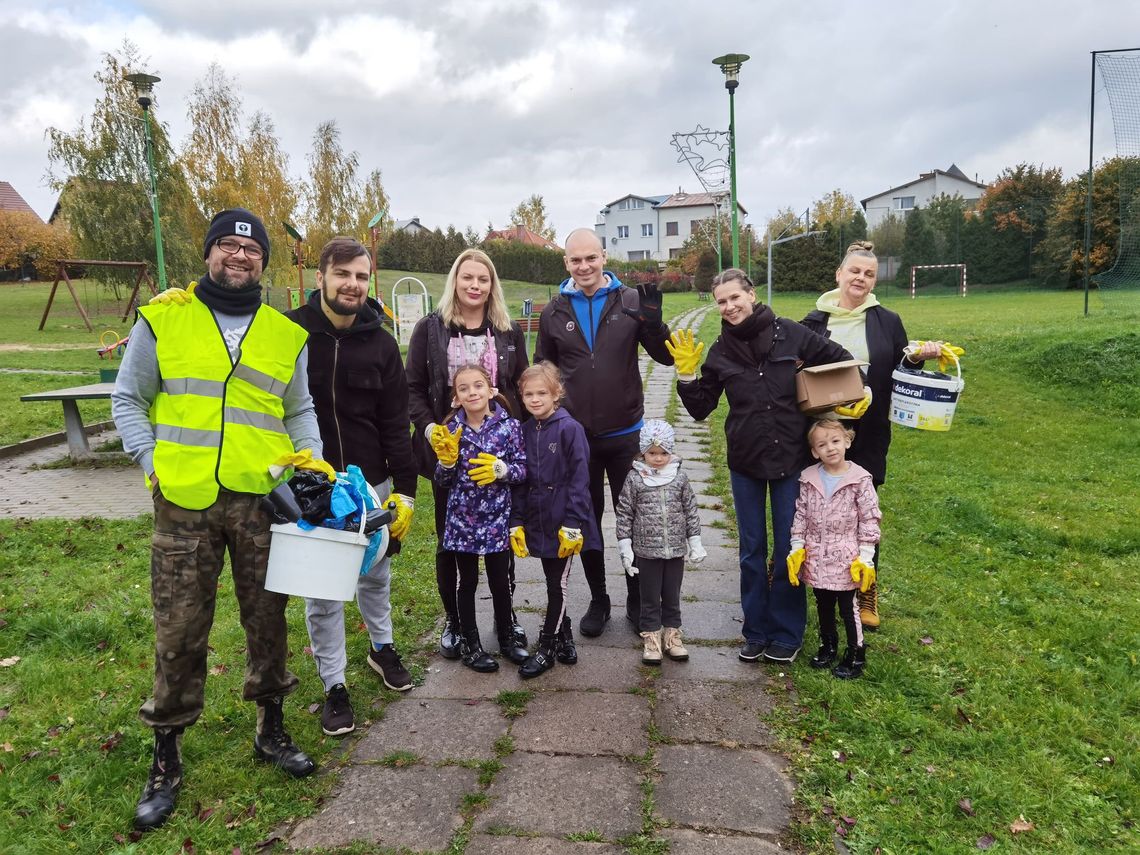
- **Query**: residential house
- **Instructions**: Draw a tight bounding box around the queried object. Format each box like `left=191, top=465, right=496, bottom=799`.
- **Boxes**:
left=0, top=181, right=43, bottom=222
left=486, top=224, right=561, bottom=251
left=861, top=164, right=988, bottom=230
left=595, top=191, right=748, bottom=262
left=394, top=217, right=430, bottom=235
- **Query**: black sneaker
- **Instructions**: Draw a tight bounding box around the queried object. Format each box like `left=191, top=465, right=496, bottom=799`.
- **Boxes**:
left=738, top=641, right=767, bottom=662
left=321, top=683, right=355, bottom=736
left=763, top=643, right=801, bottom=664
left=579, top=597, right=611, bottom=637
left=369, top=644, right=413, bottom=692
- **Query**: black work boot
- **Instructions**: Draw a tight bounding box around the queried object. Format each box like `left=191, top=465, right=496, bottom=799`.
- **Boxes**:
left=134, top=727, right=183, bottom=831
left=579, top=595, right=611, bottom=637
left=556, top=617, right=578, bottom=665
left=460, top=628, right=499, bottom=673
left=439, top=615, right=462, bottom=660
left=519, top=633, right=558, bottom=679
left=832, top=645, right=867, bottom=680
left=809, top=636, right=839, bottom=669
left=253, top=697, right=316, bottom=778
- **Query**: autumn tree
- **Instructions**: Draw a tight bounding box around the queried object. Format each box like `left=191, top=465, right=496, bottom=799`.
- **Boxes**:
left=303, top=120, right=362, bottom=251
left=355, top=168, right=392, bottom=239
left=508, top=194, right=557, bottom=241
left=869, top=212, right=906, bottom=257
left=182, top=63, right=243, bottom=220
left=236, top=112, right=300, bottom=284
left=45, top=42, right=202, bottom=285
left=0, top=212, right=74, bottom=280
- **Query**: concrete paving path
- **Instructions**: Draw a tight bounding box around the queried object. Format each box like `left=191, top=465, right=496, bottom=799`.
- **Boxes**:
left=288, top=305, right=797, bottom=854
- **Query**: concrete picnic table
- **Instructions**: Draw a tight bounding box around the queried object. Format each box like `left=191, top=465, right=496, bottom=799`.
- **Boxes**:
left=19, top=382, right=117, bottom=462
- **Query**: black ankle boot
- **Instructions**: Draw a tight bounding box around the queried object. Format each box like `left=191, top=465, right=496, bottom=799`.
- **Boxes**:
left=809, top=637, right=839, bottom=669
left=556, top=617, right=578, bottom=665
left=509, top=611, right=528, bottom=650
left=498, top=627, right=529, bottom=666
left=253, top=697, right=316, bottom=778
left=519, top=633, right=558, bottom=679
left=832, top=645, right=867, bottom=679
left=461, top=628, right=499, bottom=672
left=580, top=595, right=610, bottom=637
left=134, top=727, right=183, bottom=831
left=439, top=616, right=461, bottom=660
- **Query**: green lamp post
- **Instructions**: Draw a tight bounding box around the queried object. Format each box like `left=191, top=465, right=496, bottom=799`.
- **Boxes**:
left=124, top=72, right=167, bottom=291
left=712, top=54, right=749, bottom=268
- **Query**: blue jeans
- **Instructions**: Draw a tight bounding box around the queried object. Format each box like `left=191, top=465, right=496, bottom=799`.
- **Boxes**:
left=730, top=470, right=805, bottom=649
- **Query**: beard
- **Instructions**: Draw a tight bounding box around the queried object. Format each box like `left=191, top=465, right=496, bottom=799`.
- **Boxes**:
left=214, top=266, right=260, bottom=290
left=324, top=290, right=363, bottom=316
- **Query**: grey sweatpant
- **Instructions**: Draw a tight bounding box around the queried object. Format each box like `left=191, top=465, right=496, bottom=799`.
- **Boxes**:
left=304, top=479, right=396, bottom=691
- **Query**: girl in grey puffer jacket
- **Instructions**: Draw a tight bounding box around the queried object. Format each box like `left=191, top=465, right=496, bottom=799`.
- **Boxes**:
left=615, top=420, right=706, bottom=665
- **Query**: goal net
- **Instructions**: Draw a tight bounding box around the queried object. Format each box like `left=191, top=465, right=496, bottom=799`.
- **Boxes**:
left=1092, top=52, right=1140, bottom=296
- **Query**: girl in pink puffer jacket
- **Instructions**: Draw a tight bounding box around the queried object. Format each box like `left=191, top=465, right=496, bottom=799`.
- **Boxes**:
left=788, top=419, right=881, bottom=679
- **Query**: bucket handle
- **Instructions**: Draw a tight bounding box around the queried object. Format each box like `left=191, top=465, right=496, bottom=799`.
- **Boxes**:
left=898, top=354, right=960, bottom=379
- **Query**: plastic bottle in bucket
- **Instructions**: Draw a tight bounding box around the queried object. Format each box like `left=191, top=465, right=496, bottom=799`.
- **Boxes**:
left=889, top=357, right=964, bottom=432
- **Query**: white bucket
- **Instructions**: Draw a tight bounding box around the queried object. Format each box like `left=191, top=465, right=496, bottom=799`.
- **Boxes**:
left=265, top=514, right=381, bottom=601
left=889, top=358, right=964, bottom=432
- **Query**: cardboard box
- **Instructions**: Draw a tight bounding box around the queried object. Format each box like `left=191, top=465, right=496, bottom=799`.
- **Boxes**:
left=796, top=359, right=868, bottom=414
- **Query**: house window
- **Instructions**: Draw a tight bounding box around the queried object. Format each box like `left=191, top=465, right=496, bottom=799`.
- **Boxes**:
left=690, top=220, right=701, bottom=235
left=628, top=250, right=649, bottom=261
left=666, top=221, right=679, bottom=236
left=895, top=196, right=915, bottom=210
left=617, top=225, right=630, bottom=239
left=642, top=223, right=653, bottom=237
left=631, top=199, right=645, bottom=209
left=669, top=248, right=683, bottom=259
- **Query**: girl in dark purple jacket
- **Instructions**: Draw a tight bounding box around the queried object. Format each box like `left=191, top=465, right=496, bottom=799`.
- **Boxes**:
left=510, top=363, right=600, bottom=679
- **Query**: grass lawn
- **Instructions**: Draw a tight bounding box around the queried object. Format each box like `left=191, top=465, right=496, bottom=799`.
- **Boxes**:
left=0, top=279, right=1136, bottom=852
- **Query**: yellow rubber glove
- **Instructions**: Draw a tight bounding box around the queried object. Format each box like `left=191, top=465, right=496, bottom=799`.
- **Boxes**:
left=510, top=526, right=529, bottom=558
left=665, top=329, right=705, bottom=378
left=787, top=548, right=806, bottom=587
left=835, top=386, right=872, bottom=419
left=388, top=493, right=414, bottom=541
left=268, top=449, right=337, bottom=481
left=148, top=281, right=197, bottom=306
left=850, top=558, right=877, bottom=593
left=468, top=452, right=507, bottom=487
left=431, top=424, right=462, bottom=467
left=557, top=527, right=584, bottom=558
left=938, top=342, right=965, bottom=373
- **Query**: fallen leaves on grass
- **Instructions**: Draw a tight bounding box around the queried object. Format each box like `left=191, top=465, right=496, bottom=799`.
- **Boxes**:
left=919, top=636, right=934, bottom=646
left=956, top=707, right=973, bottom=726
left=958, top=797, right=975, bottom=816
left=976, top=834, right=996, bottom=849
left=224, top=804, right=257, bottom=829
left=0, top=656, right=21, bottom=667
left=1010, top=816, right=1035, bottom=834
left=209, top=663, right=229, bottom=676
left=99, top=732, right=123, bottom=752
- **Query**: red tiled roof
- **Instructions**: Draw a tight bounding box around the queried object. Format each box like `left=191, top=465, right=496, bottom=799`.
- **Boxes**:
left=486, top=224, right=562, bottom=251
left=0, top=182, right=42, bottom=222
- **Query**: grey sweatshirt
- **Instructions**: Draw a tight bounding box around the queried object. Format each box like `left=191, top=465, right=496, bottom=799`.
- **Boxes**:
left=111, top=307, right=322, bottom=479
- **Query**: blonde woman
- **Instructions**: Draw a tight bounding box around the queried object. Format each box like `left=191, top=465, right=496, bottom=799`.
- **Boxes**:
left=406, top=248, right=530, bottom=660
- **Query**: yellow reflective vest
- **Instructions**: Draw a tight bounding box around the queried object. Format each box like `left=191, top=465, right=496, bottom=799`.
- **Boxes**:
left=137, top=299, right=309, bottom=510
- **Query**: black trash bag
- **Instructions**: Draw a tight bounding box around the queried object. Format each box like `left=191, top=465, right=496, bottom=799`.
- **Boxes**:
left=288, top=470, right=335, bottom=525
left=259, top=482, right=304, bottom=524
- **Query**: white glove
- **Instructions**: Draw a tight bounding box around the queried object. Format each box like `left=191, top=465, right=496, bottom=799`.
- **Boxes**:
left=618, top=538, right=638, bottom=577
left=858, top=543, right=876, bottom=566
left=687, top=535, right=707, bottom=564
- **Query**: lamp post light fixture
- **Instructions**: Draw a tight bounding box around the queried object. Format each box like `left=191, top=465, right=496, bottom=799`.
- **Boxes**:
left=712, top=53, right=749, bottom=269
left=124, top=71, right=167, bottom=291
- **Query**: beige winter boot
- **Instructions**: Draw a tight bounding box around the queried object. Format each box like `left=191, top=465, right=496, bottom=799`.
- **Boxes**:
left=662, top=627, right=689, bottom=661
left=640, top=629, right=663, bottom=665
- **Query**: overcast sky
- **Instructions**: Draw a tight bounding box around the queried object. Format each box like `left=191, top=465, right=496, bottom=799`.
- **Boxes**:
left=1, top=0, right=1136, bottom=242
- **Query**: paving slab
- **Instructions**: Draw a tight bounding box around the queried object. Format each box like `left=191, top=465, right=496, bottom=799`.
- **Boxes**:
left=672, top=598, right=745, bottom=642
left=466, top=836, right=624, bottom=854
left=654, top=744, right=791, bottom=836
left=353, top=697, right=508, bottom=762
left=288, top=763, right=477, bottom=851
left=660, top=828, right=785, bottom=854
left=679, top=567, right=739, bottom=602
left=511, top=691, right=649, bottom=756
left=476, top=754, right=642, bottom=839
left=655, top=680, right=774, bottom=746
left=655, top=645, right=769, bottom=684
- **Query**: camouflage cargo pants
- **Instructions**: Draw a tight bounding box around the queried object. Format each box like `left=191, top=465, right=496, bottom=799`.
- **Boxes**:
left=139, top=486, right=299, bottom=730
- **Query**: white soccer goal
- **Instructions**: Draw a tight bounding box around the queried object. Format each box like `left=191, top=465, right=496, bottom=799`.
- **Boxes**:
left=910, top=264, right=967, bottom=299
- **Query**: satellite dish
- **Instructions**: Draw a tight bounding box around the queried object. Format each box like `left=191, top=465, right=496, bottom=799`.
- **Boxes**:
left=610, top=237, right=617, bottom=246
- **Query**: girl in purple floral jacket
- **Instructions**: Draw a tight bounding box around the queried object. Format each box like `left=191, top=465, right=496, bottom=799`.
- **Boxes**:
left=434, top=364, right=527, bottom=672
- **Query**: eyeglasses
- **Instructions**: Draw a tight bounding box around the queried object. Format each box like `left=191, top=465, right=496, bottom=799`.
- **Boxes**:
left=215, top=238, right=264, bottom=260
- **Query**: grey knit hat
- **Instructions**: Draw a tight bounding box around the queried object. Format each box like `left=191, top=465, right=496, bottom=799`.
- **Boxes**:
left=639, top=419, right=675, bottom=454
